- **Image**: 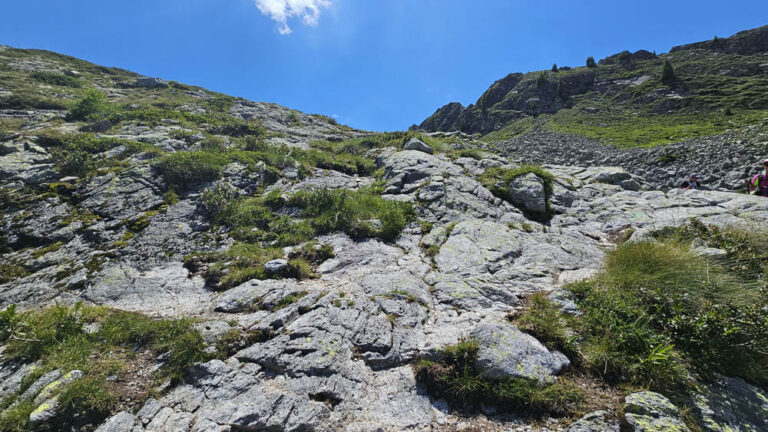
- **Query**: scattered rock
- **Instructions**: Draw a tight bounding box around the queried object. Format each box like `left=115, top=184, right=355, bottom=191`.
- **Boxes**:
left=264, top=259, right=289, bottom=275
left=565, top=410, right=620, bottom=432
left=94, top=411, right=137, bottom=432
left=689, top=376, right=768, bottom=432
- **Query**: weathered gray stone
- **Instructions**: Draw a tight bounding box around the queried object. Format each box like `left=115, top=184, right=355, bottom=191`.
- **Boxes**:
left=28, top=397, right=60, bottom=425
left=508, top=172, right=547, bottom=218
left=33, top=369, right=82, bottom=405
left=403, top=138, right=434, bottom=154
left=470, top=322, right=570, bottom=383
left=94, top=411, right=137, bottom=432
left=136, top=77, right=169, bottom=88
left=565, top=410, right=620, bottom=432
left=624, top=391, right=691, bottom=432
left=264, top=259, right=288, bottom=274
left=689, top=376, right=768, bottom=432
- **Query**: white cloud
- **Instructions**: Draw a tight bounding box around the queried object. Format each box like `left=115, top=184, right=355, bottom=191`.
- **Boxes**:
left=253, top=0, right=332, bottom=35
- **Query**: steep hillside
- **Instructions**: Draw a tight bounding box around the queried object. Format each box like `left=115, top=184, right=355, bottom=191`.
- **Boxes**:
left=415, top=25, right=768, bottom=149
left=1, top=45, right=767, bottom=432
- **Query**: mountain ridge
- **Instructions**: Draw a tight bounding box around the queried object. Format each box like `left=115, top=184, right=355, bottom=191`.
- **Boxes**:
left=414, top=25, right=768, bottom=149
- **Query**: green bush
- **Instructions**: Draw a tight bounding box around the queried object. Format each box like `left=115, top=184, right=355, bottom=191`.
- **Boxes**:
left=30, top=71, right=82, bottom=88
left=414, top=340, right=583, bottom=415
left=661, top=59, right=676, bottom=85
left=586, top=56, right=597, bottom=68
left=153, top=151, right=228, bottom=190
left=67, top=89, right=111, bottom=121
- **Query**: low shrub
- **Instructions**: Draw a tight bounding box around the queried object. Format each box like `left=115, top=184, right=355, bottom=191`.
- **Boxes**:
left=153, top=151, right=228, bottom=190
left=0, top=264, right=29, bottom=284
left=67, top=89, right=111, bottom=121
left=0, top=93, right=68, bottom=110
left=48, top=134, right=136, bottom=177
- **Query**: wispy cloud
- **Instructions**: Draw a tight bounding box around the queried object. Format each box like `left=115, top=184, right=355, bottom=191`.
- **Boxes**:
left=253, top=0, right=332, bottom=35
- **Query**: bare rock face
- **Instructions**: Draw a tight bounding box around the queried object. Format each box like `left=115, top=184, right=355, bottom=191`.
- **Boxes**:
left=689, top=376, right=768, bottom=432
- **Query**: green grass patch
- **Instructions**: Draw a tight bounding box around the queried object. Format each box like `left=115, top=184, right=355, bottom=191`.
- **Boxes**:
left=30, top=71, right=82, bottom=88
left=44, top=133, right=140, bottom=177
left=414, top=340, right=583, bottom=415
left=0, top=303, right=209, bottom=430
left=31, top=241, right=63, bottom=259
left=191, top=187, right=411, bottom=290
left=516, top=293, right=576, bottom=357
left=538, top=223, right=768, bottom=393
left=546, top=108, right=768, bottom=148
left=0, top=263, right=30, bottom=284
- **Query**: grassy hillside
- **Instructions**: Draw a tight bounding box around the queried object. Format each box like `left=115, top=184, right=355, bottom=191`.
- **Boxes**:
left=417, top=26, right=768, bottom=148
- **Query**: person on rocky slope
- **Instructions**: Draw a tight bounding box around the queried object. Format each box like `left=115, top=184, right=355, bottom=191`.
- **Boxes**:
left=745, top=159, right=768, bottom=196
left=680, top=173, right=705, bottom=190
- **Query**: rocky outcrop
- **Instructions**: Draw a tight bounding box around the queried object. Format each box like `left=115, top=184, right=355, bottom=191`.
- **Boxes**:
left=671, top=25, right=768, bottom=55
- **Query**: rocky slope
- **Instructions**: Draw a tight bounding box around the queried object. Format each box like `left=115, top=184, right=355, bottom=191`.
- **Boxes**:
left=414, top=25, right=768, bottom=190
left=1, top=46, right=767, bottom=432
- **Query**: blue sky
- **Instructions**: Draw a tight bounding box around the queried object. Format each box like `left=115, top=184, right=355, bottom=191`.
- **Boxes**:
left=1, top=1, right=766, bottom=131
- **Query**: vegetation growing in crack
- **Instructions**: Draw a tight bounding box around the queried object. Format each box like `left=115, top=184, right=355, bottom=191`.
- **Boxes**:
left=0, top=303, right=209, bottom=431
left=187, top=187, right=412, bottom=290
left=414, top=340, right=584, bottom=415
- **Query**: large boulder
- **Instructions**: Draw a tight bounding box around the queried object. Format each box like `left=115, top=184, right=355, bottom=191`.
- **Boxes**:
left=470, top=322, right=570, bottom=383
left=403, top=138, right=434, bottom=154
left=624, top=391, right=691, bottom=432
left=507, top=173, right=548, bottom=220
